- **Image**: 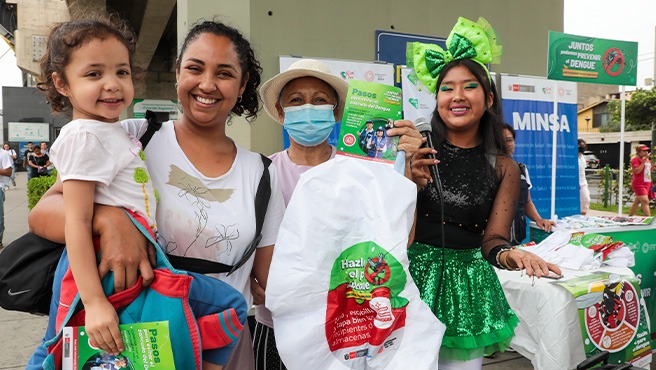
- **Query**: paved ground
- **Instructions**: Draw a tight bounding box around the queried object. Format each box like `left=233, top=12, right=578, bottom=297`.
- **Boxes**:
left=0, top=172, right=47, bottom=370
left=0, top=171, right=641, bottom=369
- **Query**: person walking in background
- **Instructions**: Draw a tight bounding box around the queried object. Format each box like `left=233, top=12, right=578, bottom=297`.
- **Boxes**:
left=22, top=141, right=34, bottom=181
left=27, top=145, right=50, bottom=179
left=407, top=16, right=561, bottom=369
left=629, top=144, right=652, bottom=216
left=578, top=139, right=591, bottom=215
left=3, top=143, right=17, bottom=186
left=40, top=142, right=50, bottom=156
left=0, top=148, right=13, bottom=248
left=502, top=124, right=555, bottom=244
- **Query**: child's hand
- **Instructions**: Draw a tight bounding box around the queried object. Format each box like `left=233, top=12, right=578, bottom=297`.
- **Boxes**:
left=84, top=299, right=124, bottom=355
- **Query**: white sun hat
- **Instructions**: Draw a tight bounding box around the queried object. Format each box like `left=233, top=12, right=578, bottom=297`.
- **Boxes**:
left=259, top=59, right=349, bottom=124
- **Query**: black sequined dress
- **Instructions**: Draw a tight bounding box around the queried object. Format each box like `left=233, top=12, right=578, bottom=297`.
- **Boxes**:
left=408, top=141, right=520, bottom=361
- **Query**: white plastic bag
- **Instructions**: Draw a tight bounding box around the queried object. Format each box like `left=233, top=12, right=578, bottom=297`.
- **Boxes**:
left=267, top=156, right=444, bottom=369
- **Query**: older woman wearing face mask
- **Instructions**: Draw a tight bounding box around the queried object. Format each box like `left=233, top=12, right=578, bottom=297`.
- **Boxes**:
left=250, top=59, right=346, bottom=369
left=251, top=59, right=422, bottom=369
left=259, top=59, right=347, bottom=207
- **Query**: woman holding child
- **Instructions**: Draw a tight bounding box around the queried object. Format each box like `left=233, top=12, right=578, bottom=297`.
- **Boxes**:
left=28, top=18, right=285, bottom=370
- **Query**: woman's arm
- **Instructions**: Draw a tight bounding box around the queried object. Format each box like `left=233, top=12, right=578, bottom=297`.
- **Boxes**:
left=28, top=177, right=65, bottom=241
left=482, top=155, right=560, bottom=277
left=524, top=191, right=555, bottom=232
left=632, top=159, right=645, bottom=174
left=481, top=155, right=520, bottom=256
left=63, top=180, right=124, bottom=355
left=28, top=176, right=155, bottom=291
left=28, top=157, right=39, bottom=168
left=252, top=246, right=274, bottom=291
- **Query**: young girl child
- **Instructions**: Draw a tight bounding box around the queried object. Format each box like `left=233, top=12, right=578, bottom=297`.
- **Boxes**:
left=39, top=14, right=246, bottom=369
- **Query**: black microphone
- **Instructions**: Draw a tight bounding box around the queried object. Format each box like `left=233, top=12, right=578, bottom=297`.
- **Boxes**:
left=414, top=117, right=441, bottom=189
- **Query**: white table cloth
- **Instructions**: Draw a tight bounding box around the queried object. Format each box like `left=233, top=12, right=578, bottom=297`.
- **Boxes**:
left=497, top=266, right=634, bottom=370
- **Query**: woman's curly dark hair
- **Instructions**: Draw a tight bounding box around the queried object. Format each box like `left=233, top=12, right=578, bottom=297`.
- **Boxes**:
left=177, top=20, right=262, bottom=121
left=38, top=12, right=138, bottom=114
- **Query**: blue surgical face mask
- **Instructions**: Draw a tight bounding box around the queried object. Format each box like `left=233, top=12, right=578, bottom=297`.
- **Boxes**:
left=283, top=104, right=336, bottom=147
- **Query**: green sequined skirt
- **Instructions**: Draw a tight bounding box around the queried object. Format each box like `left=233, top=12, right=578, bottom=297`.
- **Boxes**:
left=408, top=242, right=519, bottom=362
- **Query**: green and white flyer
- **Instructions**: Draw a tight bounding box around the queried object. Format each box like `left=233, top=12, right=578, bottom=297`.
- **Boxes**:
left=554, top=272, right=652, bottom=368
left=337, top=80, right=403, bottom=163
left=62, top=321, right=175, bottom=370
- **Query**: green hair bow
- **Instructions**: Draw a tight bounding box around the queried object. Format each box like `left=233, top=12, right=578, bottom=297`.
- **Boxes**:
left=407, top=17, right=502, bottom=93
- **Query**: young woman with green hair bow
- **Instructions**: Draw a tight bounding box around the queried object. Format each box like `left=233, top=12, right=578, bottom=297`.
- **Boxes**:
left=407, top=17, right=561, bottom=369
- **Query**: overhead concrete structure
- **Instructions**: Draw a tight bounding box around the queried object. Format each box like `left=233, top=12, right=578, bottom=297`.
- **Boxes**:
left=10, top=0, right=564, bottom=154
left=134, top=0, right=175, bottom=70
left=9, top=0, right=69, bottom=76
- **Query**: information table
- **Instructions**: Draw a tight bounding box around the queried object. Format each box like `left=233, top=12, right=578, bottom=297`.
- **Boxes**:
left=531, top=224, right=656, bottom=349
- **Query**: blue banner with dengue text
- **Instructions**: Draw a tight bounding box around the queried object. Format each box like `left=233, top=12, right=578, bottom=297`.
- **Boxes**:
left=500, top=75, right=579, bottom=221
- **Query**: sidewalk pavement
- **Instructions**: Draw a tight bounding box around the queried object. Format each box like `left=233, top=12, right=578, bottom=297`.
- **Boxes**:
left=0, top=173, right=625, bottom=369
left=0, top=172, right=48, bottom=370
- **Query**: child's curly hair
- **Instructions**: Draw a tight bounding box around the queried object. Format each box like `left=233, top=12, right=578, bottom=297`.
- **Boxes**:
left=38, top=12, right=138, bottom=114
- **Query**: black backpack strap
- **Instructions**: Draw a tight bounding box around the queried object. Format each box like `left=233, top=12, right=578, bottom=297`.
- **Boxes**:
left=517, top=162, right=527, bottom=177
left=165, top=254, right=234, bottom=274
left=139, top=110, right=163, bottom=149
left=167, top=154, right=272, bottom=275
left=226, top=154, right=271, bottom=275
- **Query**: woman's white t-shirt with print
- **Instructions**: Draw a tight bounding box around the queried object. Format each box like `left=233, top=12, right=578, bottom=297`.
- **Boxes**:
left=122, top=119, right=285, bottom=304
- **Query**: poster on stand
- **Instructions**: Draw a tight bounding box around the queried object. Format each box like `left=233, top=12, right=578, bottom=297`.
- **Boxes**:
left=554, top=272, right=652, bottom=368
left=500, top=75, right=579, bottom=219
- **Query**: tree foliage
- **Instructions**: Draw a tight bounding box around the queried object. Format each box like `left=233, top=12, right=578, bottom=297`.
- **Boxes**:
left=608, top=87, right=656, bottom=131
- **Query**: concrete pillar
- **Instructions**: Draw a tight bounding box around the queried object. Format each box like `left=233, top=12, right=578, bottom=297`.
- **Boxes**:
left=135, top=0, right=176, bottom=69
left=177, top=0, right=252, bottom=149
left=10, top=0, right=70, bottom=75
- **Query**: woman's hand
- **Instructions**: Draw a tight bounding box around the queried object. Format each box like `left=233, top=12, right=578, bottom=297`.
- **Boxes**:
left=94, top=205, right=156, bottom=292
left=410, top=148, right=438, bottom=188
left=500, top=249, right=561, bottom=278
left=388, top=120, right=423, bottom=158
left=84, top=298, right=124, bottom=356
left=535, top=218, right=556, bottom=233
left=250, top=275, right=266, bottom=305
left=387, top=120, right=437, bottom=184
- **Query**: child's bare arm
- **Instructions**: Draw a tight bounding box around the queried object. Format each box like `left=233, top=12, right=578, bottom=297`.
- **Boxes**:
left=63, top=180, right=124, bottom=355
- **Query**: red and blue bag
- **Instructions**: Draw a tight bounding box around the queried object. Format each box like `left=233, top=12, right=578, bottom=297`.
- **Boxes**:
left=42, top=211, right=246, bottom=370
